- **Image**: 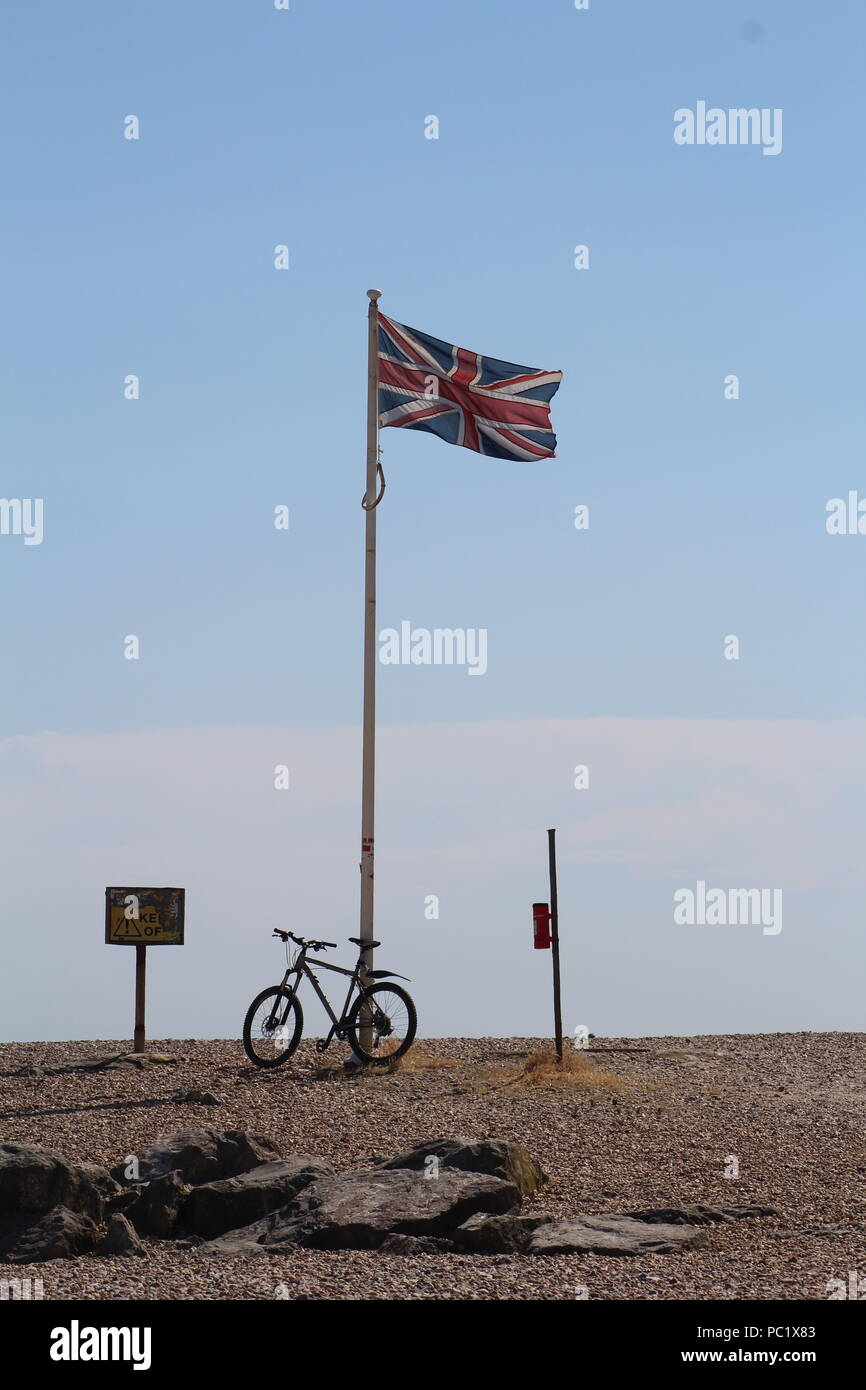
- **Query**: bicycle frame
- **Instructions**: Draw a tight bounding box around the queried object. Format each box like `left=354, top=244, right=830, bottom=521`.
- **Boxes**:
left=275, top=950, right=365, bottom=1050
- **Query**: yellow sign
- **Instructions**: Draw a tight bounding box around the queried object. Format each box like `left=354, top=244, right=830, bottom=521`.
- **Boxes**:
left=105, top=888, right=185, bottom=945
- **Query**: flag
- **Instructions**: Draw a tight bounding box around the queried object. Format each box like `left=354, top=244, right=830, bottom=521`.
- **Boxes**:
left=377, top=314, right=562, bottom=461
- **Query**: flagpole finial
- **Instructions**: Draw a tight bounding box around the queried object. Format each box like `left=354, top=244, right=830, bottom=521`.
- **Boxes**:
left=367, top=288, right=382, bottom=301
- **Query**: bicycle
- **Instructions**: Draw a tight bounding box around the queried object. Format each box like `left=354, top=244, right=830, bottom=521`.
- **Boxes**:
left=242, top=930, right=417, bottom=1068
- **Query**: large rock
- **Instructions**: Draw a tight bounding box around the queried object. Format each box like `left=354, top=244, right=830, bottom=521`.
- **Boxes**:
left=626, top=1203, right=777, bottom=1226
left=452, top=1212, right=545, bottom=1253
left=202, top=1167, right=521, bottom=1255
left=111, top=1129, right=280, bottom=1187
left=528, top=1215, right=705, bottom=1257
left=0, top=1144, right=121, bottom=1221
left=125, top=1171, right=188, bottom=1239
left=380, top=1139, right=545, bottom=1197
left=181, top=1158, right=335, bottom=1239
left=0, top=1206, right=99, bottom=1263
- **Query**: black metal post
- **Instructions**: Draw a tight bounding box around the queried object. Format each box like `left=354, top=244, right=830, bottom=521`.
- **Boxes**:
left=547, top=828, right=563, bottom=1062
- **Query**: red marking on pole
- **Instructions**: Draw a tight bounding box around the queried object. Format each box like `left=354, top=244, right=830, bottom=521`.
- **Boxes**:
left=533, top=902, right=551, bottom=949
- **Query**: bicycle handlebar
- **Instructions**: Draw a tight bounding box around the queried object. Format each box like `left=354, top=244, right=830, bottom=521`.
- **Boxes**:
left=272, top=930, right=336, bottom=952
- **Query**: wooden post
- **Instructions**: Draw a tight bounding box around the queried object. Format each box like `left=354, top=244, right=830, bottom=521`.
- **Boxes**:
left=547, top=828, right=563, bottom=1062
left=133, top=943, right=147, bottom=1054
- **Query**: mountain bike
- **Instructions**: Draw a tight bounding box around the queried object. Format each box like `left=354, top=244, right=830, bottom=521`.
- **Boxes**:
left=242, top=930, right=417, bottom=1068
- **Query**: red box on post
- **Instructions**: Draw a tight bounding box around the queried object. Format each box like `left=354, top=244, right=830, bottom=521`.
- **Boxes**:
left=533, top=902, right=551, bottom=949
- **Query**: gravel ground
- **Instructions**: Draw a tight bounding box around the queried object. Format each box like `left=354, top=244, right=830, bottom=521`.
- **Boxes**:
left=1, top=1033, right=864, bottom=1300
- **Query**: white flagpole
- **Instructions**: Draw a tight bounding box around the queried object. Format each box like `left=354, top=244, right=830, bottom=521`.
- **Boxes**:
left=359, top=288, right=382, bottom=1049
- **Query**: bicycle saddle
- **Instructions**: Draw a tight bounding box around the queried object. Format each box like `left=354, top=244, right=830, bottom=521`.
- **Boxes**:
left=348, top=936, right=381, bottom=948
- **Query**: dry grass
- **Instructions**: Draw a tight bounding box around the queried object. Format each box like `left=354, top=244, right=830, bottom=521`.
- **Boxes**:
left=469, top=1046, right=625, bottom=1094
left=382, top=1045, right=452, bottom=1074
left=517, top=1047, right=624, bottom=1090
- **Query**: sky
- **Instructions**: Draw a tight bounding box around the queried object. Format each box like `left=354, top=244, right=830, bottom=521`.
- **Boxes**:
left=1, top=1, right=864, bottom=1042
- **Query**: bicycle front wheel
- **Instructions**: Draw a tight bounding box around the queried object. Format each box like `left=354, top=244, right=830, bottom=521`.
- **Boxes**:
left=346, top=983, right=417, bottom=1064
left=242, top=987, right=303, bottom=1068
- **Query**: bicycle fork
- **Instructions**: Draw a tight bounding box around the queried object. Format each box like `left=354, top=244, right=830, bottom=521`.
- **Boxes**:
left=266, top=970, right=299, bottom=1032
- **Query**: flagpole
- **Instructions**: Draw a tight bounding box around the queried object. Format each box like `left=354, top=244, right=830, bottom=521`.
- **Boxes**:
left=359, top=288, right=382, bottom=1051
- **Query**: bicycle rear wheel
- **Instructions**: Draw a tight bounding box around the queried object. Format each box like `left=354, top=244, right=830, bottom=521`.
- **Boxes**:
left=346, top=983, right=417, bottom=1064
left=243, top=987, right=303, bottom=1068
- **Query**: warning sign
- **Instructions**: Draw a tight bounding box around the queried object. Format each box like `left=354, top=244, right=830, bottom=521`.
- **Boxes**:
left=105, top=888, right=185, bottom=945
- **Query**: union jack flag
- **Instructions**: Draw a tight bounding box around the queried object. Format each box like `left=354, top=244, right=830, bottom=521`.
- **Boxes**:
left=377, top=314, right=562, bottom=461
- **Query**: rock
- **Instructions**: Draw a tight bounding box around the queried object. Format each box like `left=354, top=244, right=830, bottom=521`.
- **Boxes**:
left=380, top=1138, right=546, bottom=1197
left=379, top=1234, right=453, bottom=1254
left=198, top=1218, right=274, bottom=1257
left=181, top=1158, right=335, bottom=1239
left=202, top=1167, right=521, bottom=1255
left=103, top=1053, right=179, bottom=1072
left=75, top=1163, right=128, bottom=1219
left=125, top=1171, right=188, bottom=1239
left=452, top=1212, right=545, bottom=1253
left=0, top=1206, right=99, bottom=1263
left=111, top=1129, right=280, bottom=1186
left=0, top=1144, right=120, bottom=1221
left=626, top=1203, right=777, bottom=1226
left=528, top=1215, right=705, bottom=1257
left=773, top=1224, right=850, bottom=1240
left=99, top=1213, right=146, bottom=1257
left=14, top=1053, right=178, bottom=1076
left=269, top=1168, right=521, bottom=1251
left=103, top=1185, right=140, bottom=1217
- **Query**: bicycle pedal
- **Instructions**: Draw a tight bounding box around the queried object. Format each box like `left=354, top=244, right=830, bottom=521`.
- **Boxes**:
left=315, top=1039, right=328, bottom=1053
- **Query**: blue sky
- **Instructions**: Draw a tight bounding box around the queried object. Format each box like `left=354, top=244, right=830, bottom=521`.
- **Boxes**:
left=2, top=2, right=864, bottom=1041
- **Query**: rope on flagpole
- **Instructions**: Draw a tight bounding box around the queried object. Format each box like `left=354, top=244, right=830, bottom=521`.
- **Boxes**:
left=361, top=458, right=386, bottom=510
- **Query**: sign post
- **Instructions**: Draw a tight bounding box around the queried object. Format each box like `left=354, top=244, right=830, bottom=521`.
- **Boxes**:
left=531, top=837, right=563, bottom=1061
left=134, top=944, right=147, bottom=1054
left=547, top=829, right=563, bottom=1062
left=105, top=887, right=185, bottom=1054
